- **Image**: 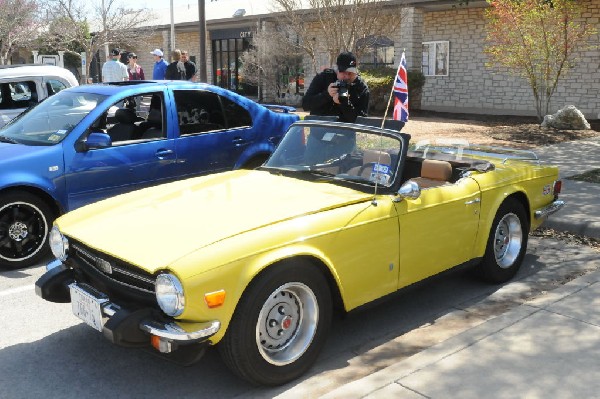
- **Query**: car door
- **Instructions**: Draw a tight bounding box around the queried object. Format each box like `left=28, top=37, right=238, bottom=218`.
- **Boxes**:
left=394, top=177, right=481, bottom=288
left=171, top=89, right=254, bottom=178
left=64, top=91, right=178, bottom=210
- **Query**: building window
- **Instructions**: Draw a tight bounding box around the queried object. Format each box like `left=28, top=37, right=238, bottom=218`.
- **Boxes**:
left=422, top=41, right=449, bottom=76
left=212, top=36, right=258, bottom=96
left=358, top=36, right=395, bottom=68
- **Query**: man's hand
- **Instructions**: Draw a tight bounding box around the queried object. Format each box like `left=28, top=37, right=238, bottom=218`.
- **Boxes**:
left=327, top=83, right=341, bottom=104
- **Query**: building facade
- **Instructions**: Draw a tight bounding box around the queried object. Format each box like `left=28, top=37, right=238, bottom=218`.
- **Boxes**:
left=135, top=0, right=599, bottom=119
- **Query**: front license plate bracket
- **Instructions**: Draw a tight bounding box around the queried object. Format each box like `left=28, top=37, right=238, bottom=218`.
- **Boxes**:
left=69, top=283, right=108, bottom=332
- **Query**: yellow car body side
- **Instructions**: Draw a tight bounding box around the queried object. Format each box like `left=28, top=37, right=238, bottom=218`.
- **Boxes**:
left=54, top=161, right=559, bottom=346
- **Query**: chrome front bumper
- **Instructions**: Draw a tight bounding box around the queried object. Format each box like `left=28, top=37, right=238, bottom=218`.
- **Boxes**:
left=534, top=200, right=565, bottom=219
left=37, top=261, right=220, bottom=352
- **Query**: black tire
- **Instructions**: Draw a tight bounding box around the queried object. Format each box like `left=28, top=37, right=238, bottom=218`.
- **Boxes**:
left=219, top=261, right=332, bottom=386
left=0, top=191, right=54, bottom=269
left=479, top=198, right=529, bottom=283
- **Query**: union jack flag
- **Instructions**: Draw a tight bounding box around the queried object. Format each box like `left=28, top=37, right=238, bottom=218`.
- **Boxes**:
left=393, top=51, right=409, bottom=122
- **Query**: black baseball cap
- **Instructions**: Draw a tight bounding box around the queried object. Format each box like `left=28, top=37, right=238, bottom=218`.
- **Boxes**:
left=111, top=48, right=120, bottom=56
left=336, top=51, right=358, bottom=73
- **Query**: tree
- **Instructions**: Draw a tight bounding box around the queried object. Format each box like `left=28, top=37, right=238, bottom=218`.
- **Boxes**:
left=240, top=24, right=304, bottom=102
left=270, top=0, right=403, bottom=75
left=484, top=0, right=596, bottom=121
left=41, top=0, right=157, bottom=79
left=0, top=0, right=43, bottom=64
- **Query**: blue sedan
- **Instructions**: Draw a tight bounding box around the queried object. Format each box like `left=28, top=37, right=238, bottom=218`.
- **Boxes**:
left=0, top=81, right=298, bottom=269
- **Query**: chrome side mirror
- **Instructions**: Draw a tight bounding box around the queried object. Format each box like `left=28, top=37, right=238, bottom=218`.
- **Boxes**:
left=393, top=180, right=421, bottom=202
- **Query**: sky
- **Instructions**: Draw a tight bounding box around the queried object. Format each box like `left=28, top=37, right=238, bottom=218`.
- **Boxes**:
left=139, top=0, right=245, bottom=11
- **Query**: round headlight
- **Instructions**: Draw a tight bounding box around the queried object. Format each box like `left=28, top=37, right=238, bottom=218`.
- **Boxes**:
left=155, top=273, right=185, bottom=317
left=49, top=226, right=69, bottom=261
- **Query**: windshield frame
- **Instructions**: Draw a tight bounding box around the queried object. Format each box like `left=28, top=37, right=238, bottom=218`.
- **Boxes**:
left=263, top=120, right=409, bottom=193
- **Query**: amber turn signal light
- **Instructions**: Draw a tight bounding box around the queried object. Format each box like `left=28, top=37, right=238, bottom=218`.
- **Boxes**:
left=204, top=289, right=226, bottom=308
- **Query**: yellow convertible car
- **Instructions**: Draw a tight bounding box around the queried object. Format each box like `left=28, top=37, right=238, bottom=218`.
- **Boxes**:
left=36, top=117, right=564, bottom=385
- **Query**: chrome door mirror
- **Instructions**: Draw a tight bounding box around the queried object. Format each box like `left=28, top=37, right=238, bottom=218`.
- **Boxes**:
left=393, top=181, right=421, bottom=202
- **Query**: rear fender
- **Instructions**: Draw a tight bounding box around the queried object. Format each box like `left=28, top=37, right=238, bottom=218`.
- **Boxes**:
left=473, top=188, right=530, bottom=257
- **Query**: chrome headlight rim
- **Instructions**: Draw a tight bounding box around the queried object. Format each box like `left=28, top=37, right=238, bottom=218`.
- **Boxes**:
left=155, top=273, right=185, bottom=317
left=49, top=225, right=69, bottom=261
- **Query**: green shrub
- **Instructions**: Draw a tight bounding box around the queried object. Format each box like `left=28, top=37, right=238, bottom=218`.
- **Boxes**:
left=361, top=67, right=426, bottom=115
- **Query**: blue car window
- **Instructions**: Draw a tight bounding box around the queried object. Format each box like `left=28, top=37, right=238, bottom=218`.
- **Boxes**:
left=0, top=91, right=107, bottom=145
left=221, top=96, right=252, bottom=129
left=173, top=90, right=225, bottom=136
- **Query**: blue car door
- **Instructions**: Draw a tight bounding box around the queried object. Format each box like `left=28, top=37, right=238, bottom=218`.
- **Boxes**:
left=64, top=92, right=178, bottom=210
left=171, top=89, right=255, bottom=178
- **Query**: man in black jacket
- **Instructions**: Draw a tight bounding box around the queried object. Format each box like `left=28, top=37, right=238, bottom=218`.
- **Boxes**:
left=302, top=51, right=369, bottom=123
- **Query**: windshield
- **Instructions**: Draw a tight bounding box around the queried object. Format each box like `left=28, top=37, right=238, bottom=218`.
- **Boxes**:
left=265, top=123, right=403, bottom=187
left=0, top=91, right=107, bottom=145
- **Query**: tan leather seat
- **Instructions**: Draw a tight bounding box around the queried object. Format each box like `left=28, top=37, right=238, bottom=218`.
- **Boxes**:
left=348, top=149, right=392, bottom=178
left=411, top=159, right=452, bottom=188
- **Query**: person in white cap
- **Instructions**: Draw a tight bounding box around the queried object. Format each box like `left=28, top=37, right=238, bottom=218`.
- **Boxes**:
left=151, top=49, right=168, bottom=80
left=102, top=48, right=129, bottom=82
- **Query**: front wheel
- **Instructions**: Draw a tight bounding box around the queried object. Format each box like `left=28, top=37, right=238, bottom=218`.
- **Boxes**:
left=479, top=198, right=529, bottom=283
left=219, top=262, right=332, bottom=386
left=0, top=191, right=54, bottom=269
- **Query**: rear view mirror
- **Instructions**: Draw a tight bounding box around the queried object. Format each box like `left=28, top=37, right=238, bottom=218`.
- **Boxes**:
left=76, top=132, right=112, bottom=152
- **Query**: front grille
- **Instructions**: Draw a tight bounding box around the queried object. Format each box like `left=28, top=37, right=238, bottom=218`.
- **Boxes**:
left=67, top=239, right=158, bottom=307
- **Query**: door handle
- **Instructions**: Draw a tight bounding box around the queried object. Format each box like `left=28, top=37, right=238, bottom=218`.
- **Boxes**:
left=156, top=149, right=174, bottom=159
left=465, top=198, right=481, bottom=205
left=232, top=137, right=247, bottom=147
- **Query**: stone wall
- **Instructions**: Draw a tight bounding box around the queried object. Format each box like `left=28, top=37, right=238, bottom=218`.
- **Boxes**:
left=421, top=1, right=600, bottom=118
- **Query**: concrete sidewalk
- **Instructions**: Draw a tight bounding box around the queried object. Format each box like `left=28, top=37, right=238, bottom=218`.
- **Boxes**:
left=534, top=137, right=600, bottom=239
left=323, top=269, right=600, bottom=399
left=322, top=137, right=600, bottom=399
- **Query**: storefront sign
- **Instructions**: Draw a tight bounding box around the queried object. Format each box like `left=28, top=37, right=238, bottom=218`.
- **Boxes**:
left=211, top=27, right=253, bottom=40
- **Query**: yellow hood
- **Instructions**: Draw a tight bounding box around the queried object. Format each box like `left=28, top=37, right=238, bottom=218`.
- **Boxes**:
left=57, top=170, right=371, bottom=271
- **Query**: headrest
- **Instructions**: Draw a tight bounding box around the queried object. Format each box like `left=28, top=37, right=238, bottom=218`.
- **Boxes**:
left=147, top=108, right=162, bottom=124
left=363, top=149, right=391, bottom=165
left=421, top=159, right=452, bottom=181
left=115, top=108, right=137, bottom=124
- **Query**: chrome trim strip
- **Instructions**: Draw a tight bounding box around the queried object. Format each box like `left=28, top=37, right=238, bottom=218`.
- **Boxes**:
left=534, top=200, right=565, bottom=219
left=140, top=319, right=221, bottom=342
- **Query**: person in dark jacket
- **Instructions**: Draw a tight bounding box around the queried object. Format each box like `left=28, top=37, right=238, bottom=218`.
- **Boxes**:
left=302, top=51, right=369, bottom=123
left=165, top=49, right=187, bottom=80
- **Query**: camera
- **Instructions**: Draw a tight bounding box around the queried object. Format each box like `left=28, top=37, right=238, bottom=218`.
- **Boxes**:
left=333, top=80, right=349, bottom=102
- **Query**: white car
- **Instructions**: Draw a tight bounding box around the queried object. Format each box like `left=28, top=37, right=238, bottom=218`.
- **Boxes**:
left=0, top=64, right=79, bottom=127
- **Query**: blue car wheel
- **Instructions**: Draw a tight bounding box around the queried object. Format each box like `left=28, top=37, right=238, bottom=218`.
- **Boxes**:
left=0, top=192, right=53, bottom=269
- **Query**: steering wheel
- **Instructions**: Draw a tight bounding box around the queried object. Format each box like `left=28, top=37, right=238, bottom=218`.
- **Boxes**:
left=313, top=152, right=351, bottom=168
left=356, top=162, right=379, bottom=177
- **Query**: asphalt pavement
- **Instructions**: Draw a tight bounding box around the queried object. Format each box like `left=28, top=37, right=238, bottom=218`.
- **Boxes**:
left=321, top=137, right=600, bottom=398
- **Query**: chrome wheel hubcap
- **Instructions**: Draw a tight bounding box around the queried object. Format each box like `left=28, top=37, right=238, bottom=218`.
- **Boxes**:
left=8, top=221, right=28, bottom=241
left=256, top=282, right=318, bottom=366
left=494, top=213, right=523, bottom=269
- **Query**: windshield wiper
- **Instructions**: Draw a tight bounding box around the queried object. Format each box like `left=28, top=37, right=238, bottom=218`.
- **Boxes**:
left=0, top=135, right=19, bottom=144
left=260, top=165, right=337, bottom=180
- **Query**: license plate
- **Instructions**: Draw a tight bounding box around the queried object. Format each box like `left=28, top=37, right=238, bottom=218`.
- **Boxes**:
left=69, top=283, right=107, bottom=332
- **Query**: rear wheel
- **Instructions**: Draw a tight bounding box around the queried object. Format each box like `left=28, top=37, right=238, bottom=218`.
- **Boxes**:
left=219, top=262, right=332, bottom=386
left=0, top=191, right=54, bottom=269
left=479, top=198, right=529, bottom=283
